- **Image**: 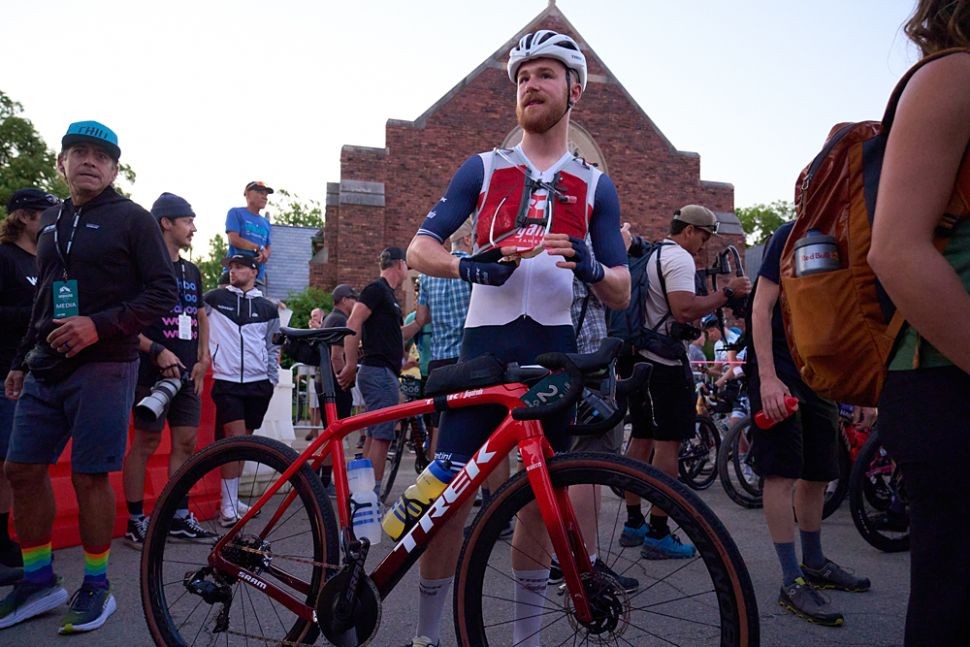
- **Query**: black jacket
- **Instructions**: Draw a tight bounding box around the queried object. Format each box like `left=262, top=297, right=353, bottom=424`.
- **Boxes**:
left=13, top=187, right=178, bottom=369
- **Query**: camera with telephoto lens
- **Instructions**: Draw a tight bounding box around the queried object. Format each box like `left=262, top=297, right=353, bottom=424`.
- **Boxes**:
left=669, top=321, right=702, bottom=342
left=136, top=371, right=188, bottom=421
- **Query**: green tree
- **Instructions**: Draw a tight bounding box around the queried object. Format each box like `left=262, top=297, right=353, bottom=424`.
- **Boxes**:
left=196, top=233, right=228, bottom=291
left=0, top=90, right=69, bottom=210
left=0, top=90, right=137, bottom=213
left=268, top=189, right=324, bottom=228
left=735, top=200, right=795, bottom=245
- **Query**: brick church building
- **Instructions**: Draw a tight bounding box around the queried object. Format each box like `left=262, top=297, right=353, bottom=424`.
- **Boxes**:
left=310, top=1, right=743, bottom=296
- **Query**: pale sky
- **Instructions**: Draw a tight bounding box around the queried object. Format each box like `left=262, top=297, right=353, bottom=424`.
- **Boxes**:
left=2, top=0, right=918, bottom=257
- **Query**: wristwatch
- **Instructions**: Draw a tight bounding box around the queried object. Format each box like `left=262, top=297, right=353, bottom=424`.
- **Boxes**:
left=722, top=287, right=735, bottom=300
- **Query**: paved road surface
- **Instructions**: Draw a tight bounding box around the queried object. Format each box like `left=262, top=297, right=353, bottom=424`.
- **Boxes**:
left=0, top=445, right=908, bottom=646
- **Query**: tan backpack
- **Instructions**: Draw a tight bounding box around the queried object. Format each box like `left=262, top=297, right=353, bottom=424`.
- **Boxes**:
left=779, top=48, right=970, bottom=406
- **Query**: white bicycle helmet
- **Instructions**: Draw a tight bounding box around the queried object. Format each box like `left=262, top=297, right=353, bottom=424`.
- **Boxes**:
left=507, top=30, right=588, bottom=91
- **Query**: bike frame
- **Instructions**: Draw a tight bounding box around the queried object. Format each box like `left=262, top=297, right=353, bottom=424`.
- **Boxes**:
left=208, top=341, right=598, bottom=624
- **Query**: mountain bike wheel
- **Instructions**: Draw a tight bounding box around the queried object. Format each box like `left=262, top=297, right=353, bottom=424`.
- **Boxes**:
left=717, top=418, right=763, bottom=509
left=821, top=439, right=851, bottom=519
left=141, top=436, right=338, bottom=646
left=678, top=416, right=721, bottom=490
left=456, top=453, right=759, bottom=646
left=849, top=429, right=910, bottom=553
left=381, top=421, right=409, bottom=503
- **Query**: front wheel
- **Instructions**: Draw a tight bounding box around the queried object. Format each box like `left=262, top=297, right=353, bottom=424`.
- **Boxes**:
left=141, top=435, right=338, bottom=646
left=456, top=453, right=760, bottom=646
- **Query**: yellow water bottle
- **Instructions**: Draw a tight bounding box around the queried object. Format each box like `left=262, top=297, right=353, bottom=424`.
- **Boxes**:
left=382, top=459, right=453, bottom=541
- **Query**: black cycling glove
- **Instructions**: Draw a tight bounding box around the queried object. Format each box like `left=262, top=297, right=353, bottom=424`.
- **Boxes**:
left=568, top=236, right=605, bottom=284
left=458, top=248, right=518, bottom=286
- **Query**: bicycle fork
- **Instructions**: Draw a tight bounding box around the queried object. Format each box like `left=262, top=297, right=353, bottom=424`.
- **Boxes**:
left=518, top=436, right=596, bottom=624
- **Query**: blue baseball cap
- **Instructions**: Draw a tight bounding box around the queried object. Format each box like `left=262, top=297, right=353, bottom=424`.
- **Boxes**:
left=61, top=120, right=121, bottom=161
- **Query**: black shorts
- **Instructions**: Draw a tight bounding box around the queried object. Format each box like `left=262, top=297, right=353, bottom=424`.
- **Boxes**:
left=627, top=359, right=694, bottom=441
left=747, top=377, right=839, bottom=481
left=212, top=379, right=274, bottom=432
left=132, top=381, right=202, bottom=432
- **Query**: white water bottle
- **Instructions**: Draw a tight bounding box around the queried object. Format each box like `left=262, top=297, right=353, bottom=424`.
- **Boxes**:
left=347, top=455, right=382, bottom=546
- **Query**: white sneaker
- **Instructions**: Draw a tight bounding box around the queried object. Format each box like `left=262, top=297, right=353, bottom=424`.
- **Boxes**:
left=219, top=500, right=262, bottom=528
left=411, top=636, right=439, bottom=647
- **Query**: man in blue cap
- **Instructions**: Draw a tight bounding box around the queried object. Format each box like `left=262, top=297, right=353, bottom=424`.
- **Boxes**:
left=1, top=121, right=177, bottom=634
left=120, top=193, right=216, bottom=549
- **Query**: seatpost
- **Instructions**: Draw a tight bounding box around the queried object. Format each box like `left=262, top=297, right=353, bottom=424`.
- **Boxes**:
left=317, top=342, right=338, bottom=420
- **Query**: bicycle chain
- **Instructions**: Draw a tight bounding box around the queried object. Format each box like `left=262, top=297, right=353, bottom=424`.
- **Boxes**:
left=235, top=544, right=340, bottom=570
left=205, top=545, right=341, bottom=645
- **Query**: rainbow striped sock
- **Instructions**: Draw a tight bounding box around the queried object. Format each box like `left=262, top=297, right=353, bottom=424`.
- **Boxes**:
left=83, top=544, right=110, bottom=589
left=22, top=541, right=54, bottom=585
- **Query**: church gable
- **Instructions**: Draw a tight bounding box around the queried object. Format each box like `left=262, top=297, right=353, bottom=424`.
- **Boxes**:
left=314, top=2, right=738, bottom=292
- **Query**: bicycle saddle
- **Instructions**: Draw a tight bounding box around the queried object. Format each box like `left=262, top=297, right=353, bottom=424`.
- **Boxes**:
left=277, top=326, right=354, bottom=345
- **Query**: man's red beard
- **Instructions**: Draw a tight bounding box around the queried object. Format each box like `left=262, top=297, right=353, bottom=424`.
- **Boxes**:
left=516, top=91, right=568, bottom=134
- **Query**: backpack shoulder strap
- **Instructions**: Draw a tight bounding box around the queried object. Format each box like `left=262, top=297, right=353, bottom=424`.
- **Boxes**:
left=650, top=242, right=676, bottom=331
left=882, top=48, right=970, bottom=132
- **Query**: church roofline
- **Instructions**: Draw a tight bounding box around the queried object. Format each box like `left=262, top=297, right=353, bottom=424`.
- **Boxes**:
left=396, top=1, right=681, bottom=156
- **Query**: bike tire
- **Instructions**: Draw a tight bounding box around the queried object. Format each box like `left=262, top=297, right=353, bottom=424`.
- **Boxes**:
left=455, top=452, right=760, bottom=646
left=821, top=440, right=851, bottom=520
left=717, top=418, right=763, bottom=509
left=679, top=416, right=722, bottom=490
left=141, top=435, right=338, bottom=646
left=848, top=429, right=910, bottom=553
left=411, top=415, right=431, bottom=475
left=381, top=420, right=409, bottom=503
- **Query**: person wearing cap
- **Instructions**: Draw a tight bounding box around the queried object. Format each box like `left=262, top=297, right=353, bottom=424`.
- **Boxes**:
left=336, top=247, right=426, bottom=495
left=403, top=31, right=631, bottom=647
left=225, top=181, right=274, bottom=285
left=306, top=284, right=358, bottom=491
left=202, top=253, right=280, bottom=526
left=120, top=193, right=216, bottom=550
left=1, top=120, right=177, bottom=633
left=618, top=206, right=749, bottom=560
left=0, top=189, right=60, bottom=586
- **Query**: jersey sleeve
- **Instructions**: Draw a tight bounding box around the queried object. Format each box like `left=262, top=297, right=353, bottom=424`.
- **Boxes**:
left=759, top=221, right=794, bottom=284
left=416, top=155, right=484, bottom=242
left=225, top=208, right=241, bottom=233
left=588, top=175, right=627, bottom=268
left=358, top=282, right=383, bottom=312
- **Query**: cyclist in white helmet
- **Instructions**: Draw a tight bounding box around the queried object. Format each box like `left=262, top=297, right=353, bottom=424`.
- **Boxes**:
left=405, top=29, right=630, bottom=647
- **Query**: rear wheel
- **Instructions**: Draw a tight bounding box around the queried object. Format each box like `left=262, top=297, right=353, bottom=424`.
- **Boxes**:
left=141, top=436, right=338, bottom=646
left=456, top=453, right=760, bottom=646
left=717, top=418, right=763, bottom=509
left=849, top=429, right=910, bottom=552
left=678, top=416, right=721, bottom=490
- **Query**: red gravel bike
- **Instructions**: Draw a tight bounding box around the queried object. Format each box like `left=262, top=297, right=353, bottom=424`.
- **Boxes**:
left=140, top=328, right=759, bottom=646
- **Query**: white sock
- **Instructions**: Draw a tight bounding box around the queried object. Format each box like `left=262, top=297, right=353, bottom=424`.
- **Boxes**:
left=221, top=478, right=239, bottom=513
left=415, top=575, right=453, bottom=644
left=512, top=568, right=549, bottom=646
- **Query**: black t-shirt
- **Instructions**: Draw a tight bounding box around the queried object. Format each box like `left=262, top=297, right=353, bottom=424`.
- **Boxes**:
left=358, top=277, right=403, bottom=374
left=747, top=221, right=806, bottom=390
left=137, top=257, right=203, bottom=386
left=0, top=242, right=38, bottom=372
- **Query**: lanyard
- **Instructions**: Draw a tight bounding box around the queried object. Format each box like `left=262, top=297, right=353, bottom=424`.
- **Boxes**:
left=175, top=257, right=186, bottom=305
left=52, top=205, right=82, bottom=280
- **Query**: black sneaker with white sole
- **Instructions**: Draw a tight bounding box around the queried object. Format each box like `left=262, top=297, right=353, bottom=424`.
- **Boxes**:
left=169, top=513, right=219, bottom=542
left=547, top=558, right=639, bottom=594
left=124, top=517, right=149, bottom=550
